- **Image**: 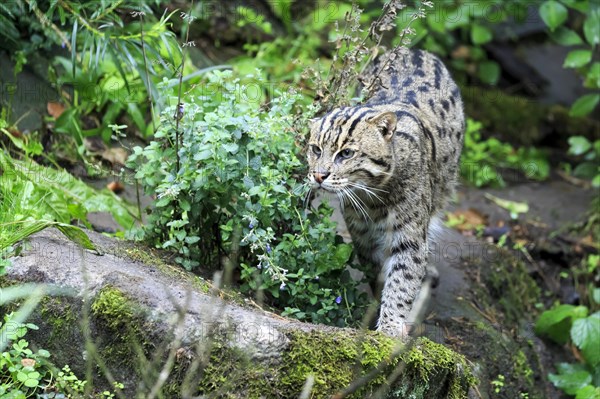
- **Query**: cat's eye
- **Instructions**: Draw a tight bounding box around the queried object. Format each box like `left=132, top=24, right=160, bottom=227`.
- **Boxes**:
left=311, top=145, right=322, bottom=157
left=339, top=149, right=355, bottom=159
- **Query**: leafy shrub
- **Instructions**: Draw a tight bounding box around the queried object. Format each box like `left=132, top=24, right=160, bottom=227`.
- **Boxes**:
left=0, top=314, right=51, bottom=397
left=0, top=133, right=137, bottom=232
left=566, top=136, right=600, bottom=187
left=0, top=312, right=121, bottom=397
left=535, top=293, right=600, bottom=398
left=539, top=0, right=599, bottom=117
left=460, top=119, right=549, bottom=187
left=128, top=70, right=369, bottom=326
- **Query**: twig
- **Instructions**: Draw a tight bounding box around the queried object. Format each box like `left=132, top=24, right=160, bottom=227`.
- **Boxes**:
left=174, top=0, right=194, bottom=173
left=138, top=12, right=157, bottom=134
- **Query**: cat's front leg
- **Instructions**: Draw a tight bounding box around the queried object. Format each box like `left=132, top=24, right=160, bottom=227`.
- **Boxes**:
left=376, top=232, right=428, bottom=337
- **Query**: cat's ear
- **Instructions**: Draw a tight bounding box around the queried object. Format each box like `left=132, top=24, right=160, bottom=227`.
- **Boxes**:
left=369, top=112, right=397, bottom=141
left=308, top=117, right=320, bottom=129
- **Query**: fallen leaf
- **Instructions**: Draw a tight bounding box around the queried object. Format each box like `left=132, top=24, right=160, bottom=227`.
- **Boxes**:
left=7, top=127, right=22, bottom=138
left=451, top=45, right=470, bottom=59
left=107, top=181, right=125, bottom=194
left=101, top=147, right=128, bottom=165
left=21, top=358, right=36, bottom=367
left=484, top=193, right=529, bottom=219
left=47, top=102, right=65, bottom=118
left=580, top=235, right=599, bottom=249
left=446, top=208, right=487, bottom=231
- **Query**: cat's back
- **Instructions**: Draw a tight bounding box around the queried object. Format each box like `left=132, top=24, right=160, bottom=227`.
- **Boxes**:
left=362, top=48, right=465, bottom=208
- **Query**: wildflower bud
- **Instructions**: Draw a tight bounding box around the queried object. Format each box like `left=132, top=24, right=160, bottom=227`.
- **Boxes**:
left=335, top=296, right=342, bottom=304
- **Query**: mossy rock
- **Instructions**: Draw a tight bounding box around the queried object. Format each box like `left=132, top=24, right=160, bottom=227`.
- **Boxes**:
left=2, top=229, right=476, bottom=398
left=461, top=85, right=600, bottom=146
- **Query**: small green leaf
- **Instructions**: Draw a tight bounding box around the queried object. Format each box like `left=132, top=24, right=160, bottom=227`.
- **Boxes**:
left=37, top=349, right=50, bottom=358
left=471, top=24, right=493, bottom=44
left=564, top=50, right=592, bottom=68
left=194, top=149, right=212, bottom=161
left=333, top=244, right=352, bottom=267
left=484, top=193, right=528, bottom=219
left=575, top=385, right=600, bottom=399
left=592, top=175, right=600, bottom=188
left=222, top=143, right=239, bottom=154
left=549, top=27, right=584, bottom=45
left=570, top=94, right=600, bottom=117
left=477, top=61, right=500, bottom=85
left=55, top=224, right=96, bottom=251
left=583, top=8, right=600, bottom=45
left=16, top=371, right=27, bottom=382
left=539, top=1, right=568, bottom=31
left=180, top=198, right=191, bottom=212
left=549, top=368, right=592, bottom=396
left=568, top=136, right=592, bottom=155
left=535, top=304, right=587, bottom=344
left=23, top=377, right=39, bottom=388
left=558, top=0, right=588, bottom=13
left=184, top=236, right=200, bottom=244
left=585, top=62, right=600, bottom=88
left=571, top=313, right=600, bottom=366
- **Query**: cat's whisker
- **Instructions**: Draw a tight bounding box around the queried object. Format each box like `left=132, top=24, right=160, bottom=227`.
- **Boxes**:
left=347, top=182, right=387, bottom=205
left=342, top=186, right=371, bottom=222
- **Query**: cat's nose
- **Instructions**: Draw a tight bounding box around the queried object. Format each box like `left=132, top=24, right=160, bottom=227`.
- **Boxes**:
left=314, top=172, right=330, bottom=184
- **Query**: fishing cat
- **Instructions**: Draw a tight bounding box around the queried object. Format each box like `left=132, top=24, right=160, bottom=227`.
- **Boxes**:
left=307, top=48, right=464, bottom=336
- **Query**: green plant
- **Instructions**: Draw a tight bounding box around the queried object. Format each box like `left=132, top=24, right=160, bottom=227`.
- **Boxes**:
left=535, top=295, right=600, bottom=398
left=491, top=374, right=505, bottom=394
left=0, top=313, right=51, bottom=396
left=565, top=136, right=600, bottom=187
left=0, top=312, right=124, bottom=398
left=128, top=70, right=370, bottom=326
left=460, top=118, right=549, bottom=187
left=0, top=1, right=184, bottom=167
left=540, top=1, right=599, bottom=117
left=0, top=137, right=137, bottom=240
left=392, top=0, right=533, bottom=85
left=0, top=125, right=138, bottom=274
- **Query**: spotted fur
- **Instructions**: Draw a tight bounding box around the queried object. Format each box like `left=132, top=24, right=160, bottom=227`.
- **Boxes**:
left=307, top=48, right=464, bottom=337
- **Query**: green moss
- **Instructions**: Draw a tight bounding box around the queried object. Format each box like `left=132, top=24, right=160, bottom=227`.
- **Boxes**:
left=195, top=329, right=474, bottom=399
left=468, top=249, right=540, bottom=326
left=462, top=86, right=544, bottom=146
left=513, top=350, right=534, bottom=388
left=439, top=243, right=549, bottom=398
left=280, top=330, right=399, bottom=396
left=197, top=339, right=280, bottom=398
left=399, top=339, right=477, bottom=399
left=90, top=286, right=152, bottom=367
left=461, top=86, right=600, bottom=147
left=39, top=296, right=80, bottom=349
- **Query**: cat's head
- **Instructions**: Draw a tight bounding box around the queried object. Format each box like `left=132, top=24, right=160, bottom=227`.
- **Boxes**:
left=307, top=106, right=401, bottom=193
